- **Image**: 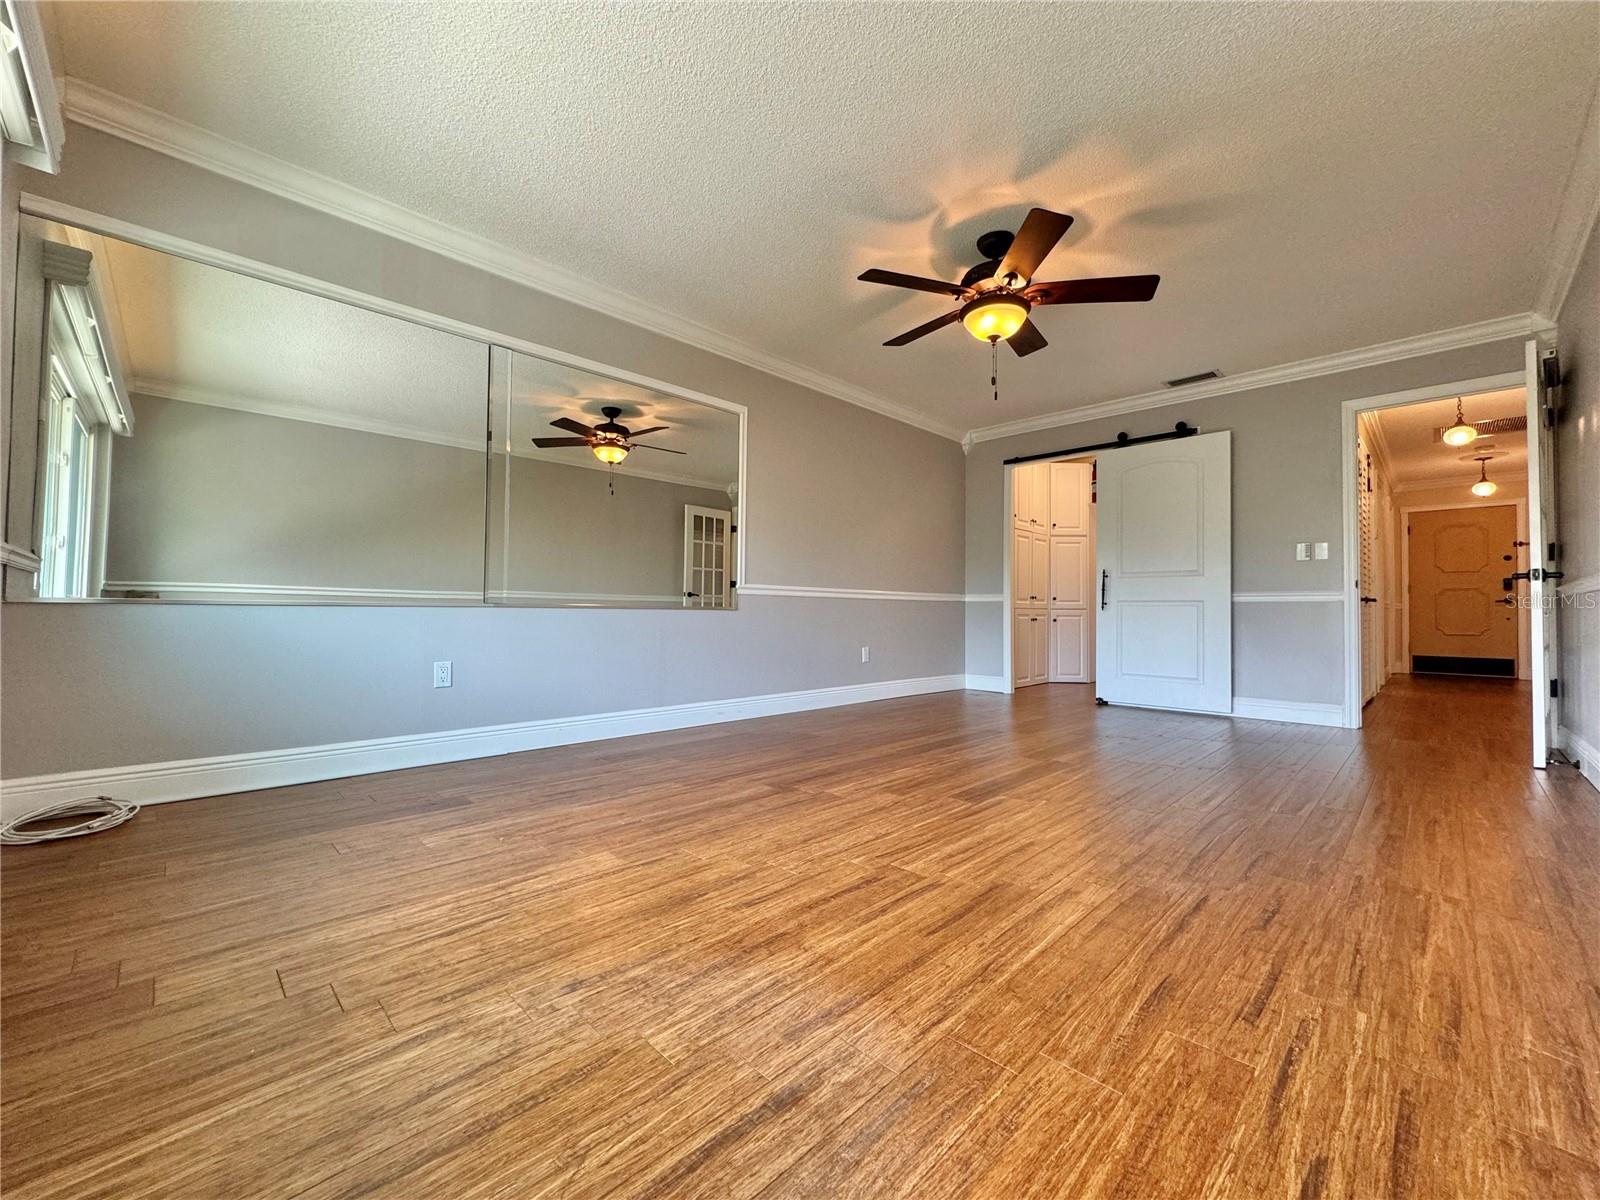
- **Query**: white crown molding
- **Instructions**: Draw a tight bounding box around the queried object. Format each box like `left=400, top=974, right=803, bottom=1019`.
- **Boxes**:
left=1536, top=80, right=1600, bottom=320
left=0, top=673, right=973, bottom=819
left=131, top=378, right=486, bottom=452
left=62, top=79, right=964, bottom=444
left=130, top=380, right=734, bottom=492
left=964, top=313, right=1552, bottom=446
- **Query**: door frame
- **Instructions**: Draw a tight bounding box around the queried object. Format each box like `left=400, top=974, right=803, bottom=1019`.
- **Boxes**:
left=1338, top=370, right=1525, bottom=728
left=1398, top=499, right=1529, bottom=681
left=1002, top=455, right=1096, bottom=695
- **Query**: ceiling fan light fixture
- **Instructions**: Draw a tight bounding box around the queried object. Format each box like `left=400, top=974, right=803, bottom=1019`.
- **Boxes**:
left=592, top=437, right=628, bottom=465
left=961, top=294, right=1030, bottom=342
left=1442, top=397, right=1478, bottom=447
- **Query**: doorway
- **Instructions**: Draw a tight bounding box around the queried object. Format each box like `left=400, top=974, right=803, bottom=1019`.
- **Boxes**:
left=1341, top=338, right=1560, bottom=765
left=1004, top=428, right=1234, bottom=714
left=1009, top=457, right=1095, bottom=688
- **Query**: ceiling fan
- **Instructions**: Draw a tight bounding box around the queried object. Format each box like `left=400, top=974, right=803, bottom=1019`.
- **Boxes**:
left=532, top=406, right=685, bottom=465
left=857, top=207, right=1159, bottom=357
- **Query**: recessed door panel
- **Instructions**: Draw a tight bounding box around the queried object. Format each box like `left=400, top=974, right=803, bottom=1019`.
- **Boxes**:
left=1050, top=538, right=1088, bottom=606
left=1118, top=601, right=1203, bottom=681
left=1049, top=461, right=1092, bottom=534
left=1050, top=612, right=1087, bottom=680
left=1118, top=459, right=1203, bottom=577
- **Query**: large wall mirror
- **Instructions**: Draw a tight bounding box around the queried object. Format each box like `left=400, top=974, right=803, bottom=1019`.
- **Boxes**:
left=3, top=212, right=744, bottom=608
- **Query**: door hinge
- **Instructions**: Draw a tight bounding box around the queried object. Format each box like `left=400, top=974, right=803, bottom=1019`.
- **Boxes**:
left=1550, top=679, right=1560, bottom=699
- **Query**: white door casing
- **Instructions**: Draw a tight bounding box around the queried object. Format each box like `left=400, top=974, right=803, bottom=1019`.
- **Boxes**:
left=1525, top=337, right=1559, bottom=767
left=1094, top=431, right=1232, bottom=713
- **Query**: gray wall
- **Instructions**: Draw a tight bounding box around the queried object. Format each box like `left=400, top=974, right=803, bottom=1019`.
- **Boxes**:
left=1, top=125, right=966, bottom=778
left=104, top=394, right=733, bottom=601
left=499, top=454, right=732, bottom=600
left=1557, top=220, right=1599, bottom=765
left=106, top=394, right=485, bottom=594
left=964, top=337, right=1531, bottom=705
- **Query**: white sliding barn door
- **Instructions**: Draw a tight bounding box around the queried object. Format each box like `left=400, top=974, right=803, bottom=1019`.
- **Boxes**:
left=1525, top=338, right=1559, bottom=767
left=1094, top=431, right=1232, bottom=713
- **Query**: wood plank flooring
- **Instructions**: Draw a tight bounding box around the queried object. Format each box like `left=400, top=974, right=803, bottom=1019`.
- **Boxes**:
left=3, top=676, right=1597, bottom=1198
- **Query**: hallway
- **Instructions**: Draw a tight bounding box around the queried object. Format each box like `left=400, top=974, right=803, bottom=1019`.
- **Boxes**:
left=2, top=678, right=1595, bottom=1198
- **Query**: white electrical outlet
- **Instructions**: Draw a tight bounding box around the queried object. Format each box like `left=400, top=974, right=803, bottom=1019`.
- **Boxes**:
left=860, top=646, right=870, bottom=664
left=432, top=660, right=453, bottom=688
left=1313, top=542, right=1329, bottom=560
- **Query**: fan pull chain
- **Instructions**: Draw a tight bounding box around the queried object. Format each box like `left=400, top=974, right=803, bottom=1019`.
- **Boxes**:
left=991, top=336, right=999, bottom=405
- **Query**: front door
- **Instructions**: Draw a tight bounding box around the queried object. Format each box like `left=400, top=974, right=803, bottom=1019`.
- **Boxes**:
left=1408, top=505, right=1518, bottom=676
left=1094, top=431, right=1232, bottom=713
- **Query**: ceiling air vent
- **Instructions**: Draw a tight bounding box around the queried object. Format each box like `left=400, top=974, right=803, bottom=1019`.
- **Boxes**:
left=1431, top=415, right=1526, bottom=442
left=1165, top=369, right=1223, bottom=388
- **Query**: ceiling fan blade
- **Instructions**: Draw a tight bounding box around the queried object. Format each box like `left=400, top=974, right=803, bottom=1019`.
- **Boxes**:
left=998, top=208, right=1073, bottom=283
left=884, top=308, right=962, bottom=347
left=624, top=425, right=668, bottom=439
left=550, top=416, right=597, bottom=436
left=858, top=268, right=971, bottom=298
left=1025, top=275, right=1160, bottom=305
left=531, top=436, right=592, bottom=448
left=1007, top=319, right=1048, bottom=358
left=631, top=442, right=687, bottom=455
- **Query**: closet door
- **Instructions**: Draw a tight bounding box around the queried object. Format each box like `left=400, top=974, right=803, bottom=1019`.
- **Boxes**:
left=1050, top=613, right=1088, bottom=680
left=1029, top=615, right=1050, bottom=685
left=1013, top=610, right=1041, bottom=686
left=1028, top=530, right=1050, bottom=607
left=1049, top=462, right=1092, bottom=534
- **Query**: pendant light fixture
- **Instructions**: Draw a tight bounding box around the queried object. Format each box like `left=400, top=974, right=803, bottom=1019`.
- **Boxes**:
left=1442, top=397, right=1478, bottom=447
left=1470, top=455, right=1497, bottom=497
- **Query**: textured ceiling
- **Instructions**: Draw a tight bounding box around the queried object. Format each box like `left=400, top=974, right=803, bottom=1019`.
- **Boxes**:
left=1366, top=387, right=1527, bottom=488
left=47, top=1, right=1600, bottom=435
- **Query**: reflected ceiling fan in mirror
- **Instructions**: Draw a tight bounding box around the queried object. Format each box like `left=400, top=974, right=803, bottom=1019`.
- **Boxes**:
left=532, top=405, right=685, bottom=494
left=857, top=207, right=1160, bottom=360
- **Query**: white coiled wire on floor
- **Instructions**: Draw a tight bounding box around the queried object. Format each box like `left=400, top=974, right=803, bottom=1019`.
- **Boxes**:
left=0, top=796, right=140, bottom=845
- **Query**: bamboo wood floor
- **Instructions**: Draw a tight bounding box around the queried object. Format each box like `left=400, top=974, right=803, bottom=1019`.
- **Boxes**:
left=2, top=675, right=1596, bottom=1198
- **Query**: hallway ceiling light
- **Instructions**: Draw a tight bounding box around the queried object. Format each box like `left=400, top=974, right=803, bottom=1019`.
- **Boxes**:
left=1471, top=456, right=1497, bottom=497
left=1442, top=397, right=1478, bottom=447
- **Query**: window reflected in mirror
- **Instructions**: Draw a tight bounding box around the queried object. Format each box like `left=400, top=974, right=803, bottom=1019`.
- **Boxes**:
left=487, top=348, right=742, bottom=607
left=8, top=215, right=490, bottom=603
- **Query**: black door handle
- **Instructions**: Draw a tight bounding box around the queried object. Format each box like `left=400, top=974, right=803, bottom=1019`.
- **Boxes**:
left=1360, top=596, right=1377, bottom=604
left=1100, top=570, right=1108, bottom=610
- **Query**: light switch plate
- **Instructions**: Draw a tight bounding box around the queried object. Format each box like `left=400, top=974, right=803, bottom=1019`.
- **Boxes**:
left=1295, top=542, right=1311, bottom=561
left=1313, top=542, right=1329, bottom=560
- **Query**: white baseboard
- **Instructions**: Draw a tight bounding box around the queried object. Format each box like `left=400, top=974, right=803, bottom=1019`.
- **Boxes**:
left=1559, top=725, right=1600, bottom=794
left=1230, top=697, right=1346, bottom=727
left=0, top=674, right=967, bottom=820
left=962, top=674, right=1011, bottom=693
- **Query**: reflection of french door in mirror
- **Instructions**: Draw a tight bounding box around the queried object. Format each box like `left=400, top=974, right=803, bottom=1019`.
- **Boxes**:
left=683, top=506, right=732, bottom=608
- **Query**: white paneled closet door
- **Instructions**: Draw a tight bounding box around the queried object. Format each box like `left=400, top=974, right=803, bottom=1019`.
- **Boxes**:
left=1048, top=461, right=1094, bottom=682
